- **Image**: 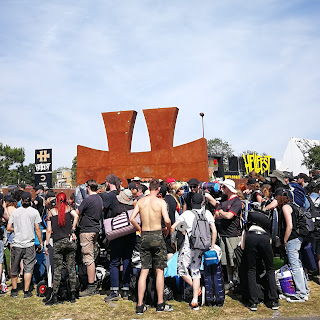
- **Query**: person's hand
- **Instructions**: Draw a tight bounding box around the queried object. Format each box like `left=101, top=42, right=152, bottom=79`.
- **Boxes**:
left=71, top=233, right=77, bottom=241
left=163, top=227, right=169, bottom=238
left=36, top=244, right=43, bottom=253
left=44, top=246, right=49, bottom=255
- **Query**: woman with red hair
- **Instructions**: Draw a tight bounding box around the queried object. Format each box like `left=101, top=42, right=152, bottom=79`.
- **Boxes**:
left=44, top=192, right=79, bottom=305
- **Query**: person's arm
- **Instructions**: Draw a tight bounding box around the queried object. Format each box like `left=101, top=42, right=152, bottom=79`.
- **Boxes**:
left=217, top=209, right=235, bottom=219
left=282, top=204, right=293, bottom=248
left=70, top=209, right=79, bottom=241
left=264, top=199, right=278, bottom=211
left=130, top=201, right=141, bottom=233
left=35, top=223, right=43, bottom=251
left=45, top=214, right=52, bottom=255
left=256, top=194, right=263, bottom=203
left=205, top=192, right=218, bottom=207
left=161, top=200, right=171, bottom=237
left=2, top=202, right=9, bottom=221
left=7, top=222, right=14, bottom=232
left=240, top=230, right=246, bottom=250
left=210, top=221, right=217, bottom=249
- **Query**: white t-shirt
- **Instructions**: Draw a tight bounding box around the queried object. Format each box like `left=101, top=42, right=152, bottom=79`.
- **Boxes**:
left=176, top=208, right=215, bottom=240
left=8, top=206, right=42, bottom=248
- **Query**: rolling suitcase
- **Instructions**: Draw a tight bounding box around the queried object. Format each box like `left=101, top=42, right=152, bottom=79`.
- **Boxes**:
left=204, top=262, right=225, bottom=307
left=301, top=242, right=318, bottom=271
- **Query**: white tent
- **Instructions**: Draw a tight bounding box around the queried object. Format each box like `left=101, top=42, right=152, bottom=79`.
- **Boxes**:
left=279, top=137, right=320, bottom=175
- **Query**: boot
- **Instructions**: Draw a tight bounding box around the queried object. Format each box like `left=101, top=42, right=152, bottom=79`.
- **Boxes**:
left=70, top=291, right=76, bottom=303
left=79, top=284, right=98, bottom=297
left=42, top=287, right=53, bottom=303
left=45, top=292, right=58, bottom=306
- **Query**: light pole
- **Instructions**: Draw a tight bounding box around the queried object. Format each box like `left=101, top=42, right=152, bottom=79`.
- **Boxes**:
left=200, top=113, right=204, bottom=138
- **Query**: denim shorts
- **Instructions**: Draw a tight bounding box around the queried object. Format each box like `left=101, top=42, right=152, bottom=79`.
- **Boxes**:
left=0, top=240, right=4, bottom=264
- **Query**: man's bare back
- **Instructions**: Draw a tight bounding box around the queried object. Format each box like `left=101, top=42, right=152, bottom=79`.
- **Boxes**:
left=138, top=195, right=164, bottom=231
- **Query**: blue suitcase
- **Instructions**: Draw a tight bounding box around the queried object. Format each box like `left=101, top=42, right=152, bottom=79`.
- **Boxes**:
left=204, top=262, right=225, bottom=306
left=301, top=242, right=318, bottom=271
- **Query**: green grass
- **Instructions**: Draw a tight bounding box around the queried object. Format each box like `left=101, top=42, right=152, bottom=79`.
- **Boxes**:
left=1, top=280, right=320, bottom=320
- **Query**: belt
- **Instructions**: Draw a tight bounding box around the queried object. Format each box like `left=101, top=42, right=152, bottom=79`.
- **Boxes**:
left=248, top=230, right=266, bottom=235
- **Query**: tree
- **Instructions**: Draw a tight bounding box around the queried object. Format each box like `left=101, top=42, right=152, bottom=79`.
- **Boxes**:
left=207, top=138, right=234, bottom=157
left=240, top=150, right=269, bottom=156
left=302, top=145, right=320, bottom=170
left=0, top=143, right=25, bottom=185
left=71, top=156, right=77, bottom=186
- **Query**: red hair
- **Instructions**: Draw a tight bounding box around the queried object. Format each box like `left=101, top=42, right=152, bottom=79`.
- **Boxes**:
left=56, top=192, right=67, bottom=227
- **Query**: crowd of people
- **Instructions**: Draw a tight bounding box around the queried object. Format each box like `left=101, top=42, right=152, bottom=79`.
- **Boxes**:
left=0, top=170, right=319, bottom=315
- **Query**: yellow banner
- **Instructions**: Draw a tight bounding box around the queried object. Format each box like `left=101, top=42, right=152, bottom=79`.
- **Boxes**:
left=243, top=154, right=271, bottom=175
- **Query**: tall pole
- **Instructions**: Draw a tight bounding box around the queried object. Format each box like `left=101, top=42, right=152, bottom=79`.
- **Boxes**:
left=200, top=113, right=204, bottom=138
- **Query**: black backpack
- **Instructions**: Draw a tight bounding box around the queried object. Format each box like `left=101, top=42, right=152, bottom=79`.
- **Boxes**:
left=306, top=195, right=320, bottom=233
left=289, top=203, right=310, bottom=237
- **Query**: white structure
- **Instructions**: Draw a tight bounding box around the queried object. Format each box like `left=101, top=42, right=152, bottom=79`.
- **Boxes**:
left=280, top=137, right=320, bottom=175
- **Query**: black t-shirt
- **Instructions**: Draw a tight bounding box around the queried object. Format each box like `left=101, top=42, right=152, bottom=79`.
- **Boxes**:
left=161, top=194, right=177, bottom=228
left=100, top=190, right=119, bottom=219
left=78, top=194, right=103, bottom=233
left=250, top=190, right=263, bottom=202
left=215, top=196, right=242, bottom=237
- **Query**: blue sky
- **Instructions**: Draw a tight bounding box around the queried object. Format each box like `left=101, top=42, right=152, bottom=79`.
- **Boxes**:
left=1, top=0, right=320, bottom=169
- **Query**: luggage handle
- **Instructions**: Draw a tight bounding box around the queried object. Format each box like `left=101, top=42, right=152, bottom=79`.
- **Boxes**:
left=280, top=265, right=292, bottom=277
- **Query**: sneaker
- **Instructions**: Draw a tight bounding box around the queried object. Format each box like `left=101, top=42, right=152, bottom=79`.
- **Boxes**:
left=104, top=291, right=120, bottom=302
left=156, top=302, right=173, bottom=312
left=79, top=284, right=98, bottom=297
left=266, top=301, right=279, bottom=310
left=10, top=290, right=18, bottom=298
left=304, top=295, right=309, bottom=301
left=189, top=301, right=199, bottom=311
left=249, top=303, right=257, bottom=311
left=224, top=281, right=234, bottom=290
left=121, top=290, right=129, bottom=300
left=136, top=303, right=147, bottom=315
left=0, top=290, right=7, bottom=296
left=286, top=296, right=305, bottom=303
left=24, top=291, right=33, bottom=299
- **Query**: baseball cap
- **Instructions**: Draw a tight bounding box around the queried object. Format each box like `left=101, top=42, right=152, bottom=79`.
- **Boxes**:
left=34, top=185, right=44, bottom=191
left=4, top=193, right=15, bottom=202
left=21, top=192, right=32, bottom=201
left=191, top=193, right=203, bottom=209
left=188, top=178, right=199, bottom=186
left=128, top=182, right=138, bottom=190
left=295, top=173, right=309, bottom=182
left=167, top=177, right=176, bottom=184
left=247, top=178, right=257, bottom=185
left=132, top=176, right=141, bottom=181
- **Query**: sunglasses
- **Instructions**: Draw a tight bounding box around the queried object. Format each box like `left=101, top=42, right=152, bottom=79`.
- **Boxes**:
left=190, top=185, right=198, bottom=189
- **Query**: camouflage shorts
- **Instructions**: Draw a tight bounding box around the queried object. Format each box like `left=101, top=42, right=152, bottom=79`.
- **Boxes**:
left=140, top=230, right=167, bottom=269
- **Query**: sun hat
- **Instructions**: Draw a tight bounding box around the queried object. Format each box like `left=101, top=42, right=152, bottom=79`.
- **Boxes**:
left=116, top=189, right=133, bottom=205
left=269, top=170, right=286, bottom=185
left=221, top=179, right=237, bottom=193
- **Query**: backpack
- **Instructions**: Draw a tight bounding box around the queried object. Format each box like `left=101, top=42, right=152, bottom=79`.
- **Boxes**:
left=306, top=195, right=320, bottom=234
left=74, top=184, right=88, bottom=209
left=288, top=183, right=306, bottom=208
left=289, top=203, right=311, bottom=237
left=189, top=208, right=211, bottom=251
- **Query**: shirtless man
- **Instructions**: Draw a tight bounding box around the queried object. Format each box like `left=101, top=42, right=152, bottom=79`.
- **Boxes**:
left=130, top=178, right=173, bottom=315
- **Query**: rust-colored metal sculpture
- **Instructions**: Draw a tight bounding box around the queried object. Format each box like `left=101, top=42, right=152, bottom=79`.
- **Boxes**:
left=77, top=107, right=208, bottom=185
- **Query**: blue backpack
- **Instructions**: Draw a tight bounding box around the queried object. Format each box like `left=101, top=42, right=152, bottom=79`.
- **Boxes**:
left=288, top=183, right=306, bottom=208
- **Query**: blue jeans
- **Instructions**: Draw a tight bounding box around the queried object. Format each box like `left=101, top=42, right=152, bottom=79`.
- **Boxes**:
left=286, top=237, right=309, bottom=299
left=109, top=234, right=135, bottom=291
